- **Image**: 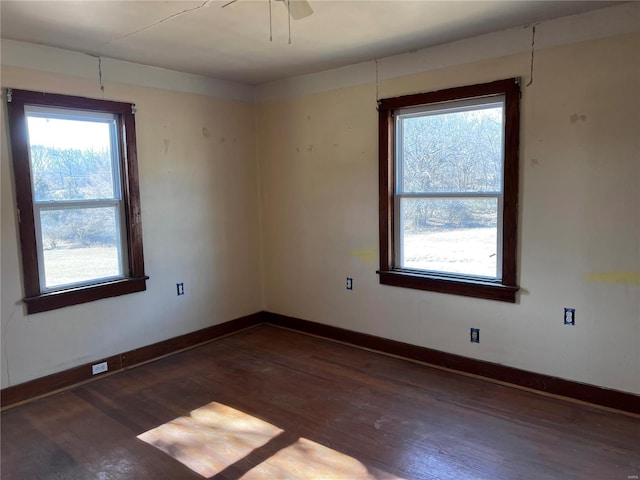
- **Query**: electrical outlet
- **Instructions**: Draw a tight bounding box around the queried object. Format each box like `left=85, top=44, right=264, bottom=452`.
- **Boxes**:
left=92, top=361, right=108, bottom=375
left=470, top=328, right=480, bottom=343
left=564, top=308, right=575, bottom=325
left=177, top=282, right=184, bottom=296
left=346, top=277, right=353, bottom=290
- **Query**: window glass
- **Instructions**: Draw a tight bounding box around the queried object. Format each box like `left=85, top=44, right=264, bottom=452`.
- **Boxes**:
left=399, top=197, right=499, bottom=278
left=399, top=101, right=503, bottom=194
left=24, top=106, right=127, bottom=291
left=39, top=207, right=123, bottom=288
left=395, top=98, right=504, bottom=280
left=26, top=108, right=119, bottom=202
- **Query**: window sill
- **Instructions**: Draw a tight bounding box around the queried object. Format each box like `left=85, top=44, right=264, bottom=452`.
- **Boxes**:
left=378, top=270, right=518, bottom=303
left=24, top=276, right=148, bottom=314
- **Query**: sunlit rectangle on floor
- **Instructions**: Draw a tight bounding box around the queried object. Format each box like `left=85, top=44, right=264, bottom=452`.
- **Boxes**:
left=240, top=437, right=404, bottom=480
left=137, top=402, right=283, bottom=478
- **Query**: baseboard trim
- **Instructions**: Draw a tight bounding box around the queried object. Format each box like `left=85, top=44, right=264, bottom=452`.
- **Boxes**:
left=3, top=310, right=638, bottom=416
left=264, top=312, right=640, bottom=416
left=0, top=312, right=263, bottom=410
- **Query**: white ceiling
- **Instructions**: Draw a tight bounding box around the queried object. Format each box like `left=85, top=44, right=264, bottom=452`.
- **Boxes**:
left=0, top=1, right=619, bottom=85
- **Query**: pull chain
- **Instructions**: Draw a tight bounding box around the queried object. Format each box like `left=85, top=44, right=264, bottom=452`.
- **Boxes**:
left=269, top=0, right=273, bottom=41
left=287, top=0, right=291, bottom=45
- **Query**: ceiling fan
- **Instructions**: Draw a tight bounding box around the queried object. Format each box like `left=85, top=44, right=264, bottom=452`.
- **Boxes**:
left=222, top=0, right=313, bottom=21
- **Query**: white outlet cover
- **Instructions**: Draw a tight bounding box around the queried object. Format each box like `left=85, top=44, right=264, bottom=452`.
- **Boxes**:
left=92, top=362, right=108, bottom=375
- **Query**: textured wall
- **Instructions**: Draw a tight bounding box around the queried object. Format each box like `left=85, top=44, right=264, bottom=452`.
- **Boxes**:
left=257, top=31, right=640, bottom=394
left=1, top=64, right=263, bottom=387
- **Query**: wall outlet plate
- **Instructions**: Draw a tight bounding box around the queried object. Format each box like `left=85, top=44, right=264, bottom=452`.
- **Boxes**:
left=346, top=277, right=353, bottom=290
left=92, top=361, right=108, bottom=375
left=470, top=328, right=480, bottom=343
left=564, top=308, right=575, bottom=325
left=177, top=283, right=184, bottom=296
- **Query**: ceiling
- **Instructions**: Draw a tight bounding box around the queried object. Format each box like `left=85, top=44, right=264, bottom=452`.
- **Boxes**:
left=0, top=1, right=619, bottom=85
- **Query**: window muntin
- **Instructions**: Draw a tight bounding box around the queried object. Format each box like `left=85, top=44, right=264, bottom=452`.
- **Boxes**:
left=7, top=89, right=147, bottom=314
left=394, top=96, right=505, bottom=280
left=377, top=79, right=520, bottom=302
left=25, top=106, right=129, bottom=291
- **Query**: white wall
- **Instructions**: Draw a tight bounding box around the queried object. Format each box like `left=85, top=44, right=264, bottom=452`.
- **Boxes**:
left=256, top=5, right=640, bottom=394
left=1, top=50, right=263, bottom=387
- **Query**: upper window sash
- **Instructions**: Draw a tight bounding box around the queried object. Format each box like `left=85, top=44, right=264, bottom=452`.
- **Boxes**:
left=25, top=105, right=123, bottom=204
left=394, top=95, right=506, bottom=196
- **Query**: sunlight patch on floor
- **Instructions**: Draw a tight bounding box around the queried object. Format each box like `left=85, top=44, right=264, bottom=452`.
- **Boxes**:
left=137, top=402, right=283, bottom=478
left=240, top=438, right=404, bottom=480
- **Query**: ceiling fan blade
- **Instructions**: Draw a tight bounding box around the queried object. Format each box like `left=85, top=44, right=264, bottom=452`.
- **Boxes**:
left=287, top=0, right=313, bottom=20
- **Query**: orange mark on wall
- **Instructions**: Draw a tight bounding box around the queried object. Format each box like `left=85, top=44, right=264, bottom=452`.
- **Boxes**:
left=584, top=272, right=640, bottom=285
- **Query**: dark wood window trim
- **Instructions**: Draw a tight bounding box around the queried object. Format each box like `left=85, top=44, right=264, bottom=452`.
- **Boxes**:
left=6, top=89, right=147, bottom=314
left=378, top=79, right=520, bottom=302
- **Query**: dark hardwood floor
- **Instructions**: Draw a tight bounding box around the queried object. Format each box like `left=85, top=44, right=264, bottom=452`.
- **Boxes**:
left=2, top=324, right=639, bottom=479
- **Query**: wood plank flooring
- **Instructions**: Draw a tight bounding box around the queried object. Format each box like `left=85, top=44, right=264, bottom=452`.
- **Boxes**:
left=2, top=324, right=639, bottom=479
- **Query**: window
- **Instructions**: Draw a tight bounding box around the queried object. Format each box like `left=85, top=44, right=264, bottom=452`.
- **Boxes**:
left=378, top=79, right=520, bottom=302
left=6, top=89, right=147, bottom=314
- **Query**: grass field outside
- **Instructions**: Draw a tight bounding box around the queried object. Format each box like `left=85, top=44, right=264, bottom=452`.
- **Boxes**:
left=43, top=246, right=120, bottom=288
left=41, top=229, right=496, bottom=287
left=403, top=227, right=497, bottom=278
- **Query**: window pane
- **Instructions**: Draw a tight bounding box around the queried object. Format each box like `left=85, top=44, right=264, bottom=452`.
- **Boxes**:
left=400, top=104, right=503, bottom=193
left=27, top=115, right=117, bottom=201
left=400, top=198, right=499, bottom=278
left=40, top=207, right=122, bottom=288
